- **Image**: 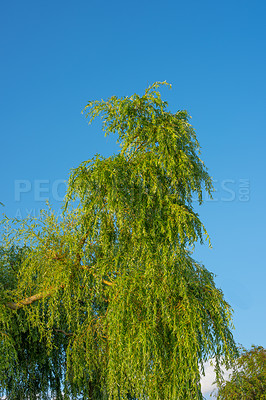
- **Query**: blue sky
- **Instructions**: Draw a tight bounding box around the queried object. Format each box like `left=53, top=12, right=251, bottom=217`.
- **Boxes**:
left=0, top=0, right=265, bottom=393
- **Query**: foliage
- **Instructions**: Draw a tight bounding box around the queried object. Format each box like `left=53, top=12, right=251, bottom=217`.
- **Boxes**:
left=0, top=246, right=68, bottom=399
left=0, top=82, right=238, bottom=399
left=214, top=345, right=266, bottom=399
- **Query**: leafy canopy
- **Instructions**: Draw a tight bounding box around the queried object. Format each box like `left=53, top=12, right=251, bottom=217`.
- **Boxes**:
left=214, top=345, right=266, bottom=399
left=0, top=82, right=237, bottom=399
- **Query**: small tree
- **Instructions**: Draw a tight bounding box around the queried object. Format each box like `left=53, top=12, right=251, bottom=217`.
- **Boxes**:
left=0, top=82, right=238, bottom=399
left=214, top=346, right=266, bottom=399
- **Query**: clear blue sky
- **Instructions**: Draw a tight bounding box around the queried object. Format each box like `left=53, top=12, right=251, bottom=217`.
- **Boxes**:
left=1, top=0, right=265, bottom=352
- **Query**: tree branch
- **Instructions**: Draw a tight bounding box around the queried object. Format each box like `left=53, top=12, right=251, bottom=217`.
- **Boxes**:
left=5, top=287, right=60, bottom=310
left=53, top=328, right=73, bottom=337
left=4, top=270, right=113, bottom=310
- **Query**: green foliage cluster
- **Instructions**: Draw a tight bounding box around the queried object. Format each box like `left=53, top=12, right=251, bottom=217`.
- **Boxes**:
left=0, top=246, right=68, bottom=399
left=214, top=346, right=266, bottom=399
left=0, top=82, right=238, bottom=399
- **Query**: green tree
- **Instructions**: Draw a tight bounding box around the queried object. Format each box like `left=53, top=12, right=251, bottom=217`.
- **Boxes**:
left=0, top=82, right=238, bottom=399
left=214, top=346, right=266, bottom=399
left=0, top=245, right=69, bottom=399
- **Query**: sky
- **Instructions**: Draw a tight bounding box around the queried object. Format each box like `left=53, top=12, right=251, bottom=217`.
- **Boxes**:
left=0, top=0, right=265, bottom=397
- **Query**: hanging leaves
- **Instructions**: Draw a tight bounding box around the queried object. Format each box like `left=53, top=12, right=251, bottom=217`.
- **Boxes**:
left=0, top=82, right=237, bottom=399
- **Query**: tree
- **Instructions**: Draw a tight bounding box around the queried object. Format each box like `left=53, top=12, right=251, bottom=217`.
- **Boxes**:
left=0, top=245, right=70, bottom=400
left=0, top=82, right=238, bottom=399
left=214, top=346, right=266, bottom=399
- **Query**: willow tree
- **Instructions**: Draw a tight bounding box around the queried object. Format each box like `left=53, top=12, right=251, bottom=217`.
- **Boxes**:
left=0, top=82, right=237, bottom=399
